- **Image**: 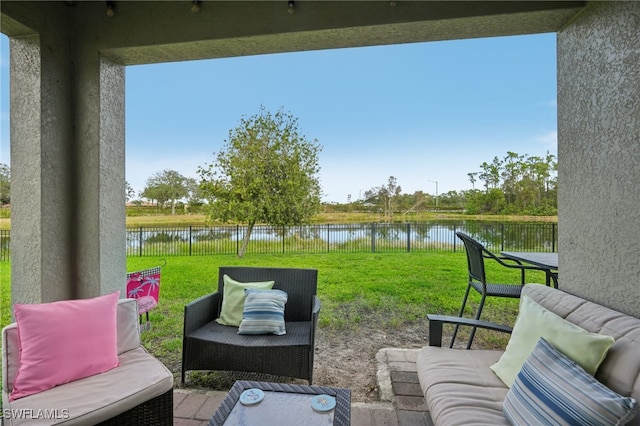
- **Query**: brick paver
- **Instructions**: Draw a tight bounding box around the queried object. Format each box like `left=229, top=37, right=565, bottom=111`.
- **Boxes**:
left=173, top=348, right=432, bottom=425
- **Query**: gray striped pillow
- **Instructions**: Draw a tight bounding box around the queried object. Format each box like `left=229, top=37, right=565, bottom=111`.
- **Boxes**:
left=237, top=289, right=288, bottom=335
left=503, top=337, right=638, bottom=426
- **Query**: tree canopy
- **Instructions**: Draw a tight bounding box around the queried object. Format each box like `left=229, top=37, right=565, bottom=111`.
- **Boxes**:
left=363, top=176, right=403, bottom=221
left=465, top=151, right=557, bottom=215
left=141, top=169, right=190, bottom=214
left=342, top=151, right=556, bottom=217
left=125, top=181, right=136, bottom=202
left=198, top=106, right=322, bottom=257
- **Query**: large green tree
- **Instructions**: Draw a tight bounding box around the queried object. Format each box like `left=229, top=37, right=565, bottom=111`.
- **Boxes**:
left=198, top=106, right=322, bottom=257
left=141, top=169, right=190, bottom=214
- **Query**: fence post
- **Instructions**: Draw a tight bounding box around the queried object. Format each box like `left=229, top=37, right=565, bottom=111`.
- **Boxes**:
left=552, top=223, right=557, bottom=252
left=189, top=226, right=193, bottom=256
left=406, top=223, right=411, bottom=252
left=453, top=225, right=457, bottom=252
left=139, top=227, right=143, bottom=257
left=282, top=226, right=286, bottom=254
left=236, top=224, right=239, bottom=256
left=501, top=223, right=505, bottom=252
left=371, top=223, right=376, bottom=253
left=327, top=224, right=330, bottom=253
left=0, top=230, right=8, bottom=262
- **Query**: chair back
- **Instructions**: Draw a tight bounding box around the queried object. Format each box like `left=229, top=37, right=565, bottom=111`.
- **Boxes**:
left=456, top=232, right=488, bottom=285
left=217, top=266, right=318, bottom=322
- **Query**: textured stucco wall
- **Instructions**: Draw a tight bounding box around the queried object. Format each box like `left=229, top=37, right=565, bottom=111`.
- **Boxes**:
left=558, top=1, right=640, bottom=317
left=74, top=51, right=126, bottom=299
left=10, top=28, right=76, bottom=305
left=8, top=4, right=126, bottom=305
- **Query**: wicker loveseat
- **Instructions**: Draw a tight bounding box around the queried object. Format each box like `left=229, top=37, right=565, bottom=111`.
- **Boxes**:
left=2, top=297, right=173, bottom=425
left=181, top=266, right=320, bottom=384
left=418, top=284, right=640, bottom=425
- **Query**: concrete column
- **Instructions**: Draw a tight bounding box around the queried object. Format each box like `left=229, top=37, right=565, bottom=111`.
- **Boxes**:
left=10, top=33, right=75, bottom=305
left=557, top=1, right=640, bottom=317
left=74, top=54, right=126, bottom=299
left=10, top=28, right=125, bottom=305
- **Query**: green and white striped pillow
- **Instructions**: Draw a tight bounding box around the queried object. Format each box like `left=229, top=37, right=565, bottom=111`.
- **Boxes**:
left=503, top=337, right=638, bottom=426
left=238, top=289, right=288, bottom=335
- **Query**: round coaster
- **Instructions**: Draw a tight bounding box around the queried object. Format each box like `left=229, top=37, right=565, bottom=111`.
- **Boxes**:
left=311, top=394, right=336, bottom=412
left=239, top=388, right=264, bottom=405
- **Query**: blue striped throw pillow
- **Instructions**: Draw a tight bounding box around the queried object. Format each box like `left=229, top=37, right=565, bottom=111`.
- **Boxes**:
left=237, top=289, right=288, bottom=335
left=503, top=337, right=639, bottom=426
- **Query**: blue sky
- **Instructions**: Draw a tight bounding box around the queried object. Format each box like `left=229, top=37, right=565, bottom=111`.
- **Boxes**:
left=1, top=32, right=557, bottom=203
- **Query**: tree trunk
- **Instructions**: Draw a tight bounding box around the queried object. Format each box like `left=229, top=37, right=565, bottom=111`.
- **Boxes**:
left=238, top=221, right=255, bottom=258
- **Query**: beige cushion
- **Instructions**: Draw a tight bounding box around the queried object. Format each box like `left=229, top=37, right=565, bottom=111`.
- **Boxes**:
left=523, top=284, right=640, bottom=426
left=416, top=285, right=640, bottom=426
left=3, top=346, right=173, bottom=425
left=116, top=298, right=141, bottom=354
left=490, top=295, right=614, bottom=388
left=417, top=346, right=510, bottom=426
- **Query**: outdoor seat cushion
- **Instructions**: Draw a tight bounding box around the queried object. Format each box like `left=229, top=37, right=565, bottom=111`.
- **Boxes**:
left=189, top=320, right=312, bottom=348
left=417, top=346, right=509, bottom=426
left=3, top=346, right=173, bottom=426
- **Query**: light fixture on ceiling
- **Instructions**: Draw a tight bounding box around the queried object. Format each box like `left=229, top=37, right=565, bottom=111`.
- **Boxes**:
left=288, top=1, right=295, bottom=15
left=106, top=1, right=115, bottom=17
left=389, top=1, right=397, bottom=7
left=191, top=1, right=201, bottom=13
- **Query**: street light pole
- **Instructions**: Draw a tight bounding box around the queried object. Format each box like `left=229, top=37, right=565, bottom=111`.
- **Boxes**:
left=428, top=180, right=439, bottom=208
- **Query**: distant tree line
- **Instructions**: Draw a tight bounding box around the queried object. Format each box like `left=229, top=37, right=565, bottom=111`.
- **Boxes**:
left=465, top=151, right=557, bottom=215
left=3, top=148, right=556, bottom=218
left=356, top=151, right=557, bottom=218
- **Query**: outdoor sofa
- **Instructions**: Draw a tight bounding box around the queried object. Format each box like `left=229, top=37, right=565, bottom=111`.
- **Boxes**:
left=418, top=284, right=640, bottom=425
left=2, top=297, right=174, bottom=425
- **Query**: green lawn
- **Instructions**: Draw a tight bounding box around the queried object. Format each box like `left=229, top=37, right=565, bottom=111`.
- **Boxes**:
left=1, top=252, right=547, bottom=389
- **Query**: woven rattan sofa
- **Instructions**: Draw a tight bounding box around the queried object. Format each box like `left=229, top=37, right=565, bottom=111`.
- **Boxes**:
left=2, top=298, right=174, bottom=425
left=418, top=284, right=640, bottom=425
left=181, top=266, right=320, bottom=384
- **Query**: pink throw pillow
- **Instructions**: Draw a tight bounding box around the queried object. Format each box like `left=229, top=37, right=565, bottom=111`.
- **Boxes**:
left=10, top=291, right=121, bottom=401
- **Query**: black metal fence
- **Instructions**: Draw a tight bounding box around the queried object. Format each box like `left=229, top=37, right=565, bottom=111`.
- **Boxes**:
left=0, top=222, right=557, bottom=261
left=0, top=229, right=8, bottom=262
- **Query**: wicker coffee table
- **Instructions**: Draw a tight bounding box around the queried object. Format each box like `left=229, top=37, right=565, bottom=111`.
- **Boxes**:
left=209, top=380, right=351, bottom=426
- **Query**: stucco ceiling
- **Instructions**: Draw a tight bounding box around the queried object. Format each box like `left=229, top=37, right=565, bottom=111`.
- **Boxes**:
left=1, top=1, right=586, bottom=65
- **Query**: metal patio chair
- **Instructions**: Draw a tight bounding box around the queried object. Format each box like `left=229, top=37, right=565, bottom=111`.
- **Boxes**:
left=451, top=232, right=549, bottom=349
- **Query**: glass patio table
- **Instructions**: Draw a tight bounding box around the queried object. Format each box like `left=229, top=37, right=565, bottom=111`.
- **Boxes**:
left=501, top=251, right=558, bottom=287
left=209, top=380, right=351, bottom=426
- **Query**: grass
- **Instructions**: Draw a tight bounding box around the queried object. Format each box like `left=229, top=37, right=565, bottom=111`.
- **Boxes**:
left=0, top=252, right=547, bottom=390
left=0, top=262, right=9, bottom=327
